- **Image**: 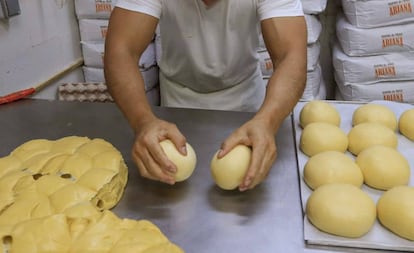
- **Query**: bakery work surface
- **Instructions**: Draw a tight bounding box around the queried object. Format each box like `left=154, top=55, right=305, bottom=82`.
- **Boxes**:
left=0, top=99, right=399, bottom=253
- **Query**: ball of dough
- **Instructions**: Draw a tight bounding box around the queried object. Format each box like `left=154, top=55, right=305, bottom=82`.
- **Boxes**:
left=356, top=145, right=410, bottom=190
left=399, top=108, right=414, bottom=141
left=160, top=139, right=197, bottom=182
left=306, top=183, right=376, bottom=238
left=347, top=122, right=398, bottom=155
left=352, top=103, right=397, bottom=131
left=299, top=100, right=341, bottom=128
left=300, top=122, right=348, bottom=157
left=304, top=151, right=363, bottom=190
left=377, top=186, right=414, bottom=241
left=210, top=145, right=251, bottom=190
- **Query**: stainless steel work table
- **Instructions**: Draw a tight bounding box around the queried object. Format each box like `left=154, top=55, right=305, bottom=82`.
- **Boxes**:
left=0, top=99, right=395, bottom=253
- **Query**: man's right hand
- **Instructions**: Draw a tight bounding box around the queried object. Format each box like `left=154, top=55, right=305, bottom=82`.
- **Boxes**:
left=132, top=117, right=188, bottom=185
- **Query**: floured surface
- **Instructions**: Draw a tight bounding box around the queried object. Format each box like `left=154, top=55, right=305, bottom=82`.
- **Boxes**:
left=293, top=100, right=414, bottom=251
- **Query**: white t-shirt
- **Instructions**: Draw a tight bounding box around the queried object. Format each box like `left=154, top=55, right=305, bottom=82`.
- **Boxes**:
left=116, top=0, right=303, bottom=112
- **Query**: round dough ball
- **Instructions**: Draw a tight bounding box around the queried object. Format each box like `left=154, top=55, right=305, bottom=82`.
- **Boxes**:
left=304, top=151, right=363, bottom=190
left=160, top=139, right=197, bottom=182
left=377, top=186, right=414, bottom=241
left=299, top=100, right=341, bottom=128
left=300, top=122, right=348, bottom=157
left=399, top=108, right=414, bottom=141
left=348, top=122, right=398, bottom=155
left=306, top=183, right=376, bottom=238
left=356, top=145, right=410, bottom=190
left=352, top=103, right=397, bottom=131
left=210, top=145, right=251, bottom=190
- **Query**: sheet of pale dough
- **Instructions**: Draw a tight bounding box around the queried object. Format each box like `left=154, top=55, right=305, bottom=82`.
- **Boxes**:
left=293, top=100, right=414, bottom=251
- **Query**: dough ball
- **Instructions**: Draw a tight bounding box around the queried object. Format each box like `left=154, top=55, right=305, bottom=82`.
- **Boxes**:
left=299, top=100, right=341, bottom=128
left=300, top=122, right=348, bottom=157
left=306, top=183, right=376, bottom=238
left=304, top=151, right=363, bottom=190
left=210, top=145, right=251, bottom=190
left=399, top=108, right=414, bottom=141
left=160, top=140, right=197, bottom=182
left=352, top=103, right=397, bottom=131
left=377, top=186, right=414, bottom=241
left=356, top=145, right=410, bottom=190
left=348, top=122, right=398, bottom=155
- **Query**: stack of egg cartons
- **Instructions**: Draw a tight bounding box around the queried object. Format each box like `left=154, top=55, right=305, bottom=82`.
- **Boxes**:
left=75, top=0, right=160, bottom=105
left=259, top=0, right=327, bottom=100
left=334, top=0, right=414, bottom=102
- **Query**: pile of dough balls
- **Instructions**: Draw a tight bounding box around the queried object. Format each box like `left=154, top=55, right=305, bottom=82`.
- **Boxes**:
left=160, top=139, right=197, bottom=182
left=299, top=101, right=414, bottom=241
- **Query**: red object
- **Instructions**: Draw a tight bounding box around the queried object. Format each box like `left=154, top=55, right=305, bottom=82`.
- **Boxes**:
left=0, top=88, right=36, bottom=105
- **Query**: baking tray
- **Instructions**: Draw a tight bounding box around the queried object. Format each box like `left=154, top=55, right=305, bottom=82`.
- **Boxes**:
left=293, top=100, right=414, bottom=252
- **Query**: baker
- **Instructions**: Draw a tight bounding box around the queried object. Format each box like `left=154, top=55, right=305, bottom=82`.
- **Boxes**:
left=104, top=0, right=307, bottom=191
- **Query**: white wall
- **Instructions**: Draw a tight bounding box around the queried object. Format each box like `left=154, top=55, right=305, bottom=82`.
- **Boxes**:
left=0, top=0, right=84, bottom=100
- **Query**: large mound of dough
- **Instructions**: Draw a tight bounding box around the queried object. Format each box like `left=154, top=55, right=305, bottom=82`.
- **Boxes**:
left=304, top=151, right=363, bottom=190
left=399, top=108, right=414, bottom=141
left=299, top=100, right=341, bottom=128
left=377, top=186, right=414, bottom=241
left=300, top=122, right=348, bottom=157
left=347, top=122, right=398, bottom=155
left=0, top=202, right=183, bottom=253
left=356, top=145, right=410, bottom=190
left=352, top=103, right=397, bottom=131
left=0, top=136, right=183, bottom=252
left=306, top=183, right=376, bottom=238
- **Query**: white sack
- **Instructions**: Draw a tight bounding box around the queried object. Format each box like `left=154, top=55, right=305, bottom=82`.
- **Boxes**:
left=75, top=0, right=116, bottom=19
left=342, top=0, right=414, bottom=28
left=79, top=19, right=109, bottom=42
left=333, top=43, right=414, bottom=85
left=336, top=13, right=414, bottom=56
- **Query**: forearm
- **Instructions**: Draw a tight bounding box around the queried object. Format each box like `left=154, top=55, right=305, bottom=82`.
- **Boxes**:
left=254, top=51, right=306, bottom=133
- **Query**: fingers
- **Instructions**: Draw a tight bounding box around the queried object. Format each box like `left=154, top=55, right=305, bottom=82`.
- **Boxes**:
left=242, top=145, right=277, bottom=191
left=132, top=142, right=176, bottom=185
left=166, top=125, right=188, bottom=156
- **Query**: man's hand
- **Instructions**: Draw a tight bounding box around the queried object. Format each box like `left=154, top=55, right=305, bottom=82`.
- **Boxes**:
left=132, top=117, right=188, bottom=185
left=218, top=117, right=277, bottom=191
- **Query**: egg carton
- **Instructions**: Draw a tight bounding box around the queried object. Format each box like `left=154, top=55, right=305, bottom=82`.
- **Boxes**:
left=58, top=82, right=113, bottom=102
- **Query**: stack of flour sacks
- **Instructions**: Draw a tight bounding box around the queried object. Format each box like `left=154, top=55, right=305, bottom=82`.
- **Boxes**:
left=74, top=0, right=160, bottom=105
left=334, top=0, right=414, bottom=103
left=259, top=0, right=328, bottom=100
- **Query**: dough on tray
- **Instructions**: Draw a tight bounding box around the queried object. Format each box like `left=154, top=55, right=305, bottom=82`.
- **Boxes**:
left=306, top=183, right=376, bottom=238
left=377, top=186, right=414, bottom=241
left=0, top=136, right=183, bottom=252
left=352, top=103, right=397, bottom=131
left=299, top=100, right=341, bottom=128
left=356, top=145, right=410, bottom=190
left=399, top=108, right=414, bottom=141
left=304, top=151, right=363, bottom=190
left=300, top=122, right=348, bottom=157
left=347, top=122, right=398, bottom=155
